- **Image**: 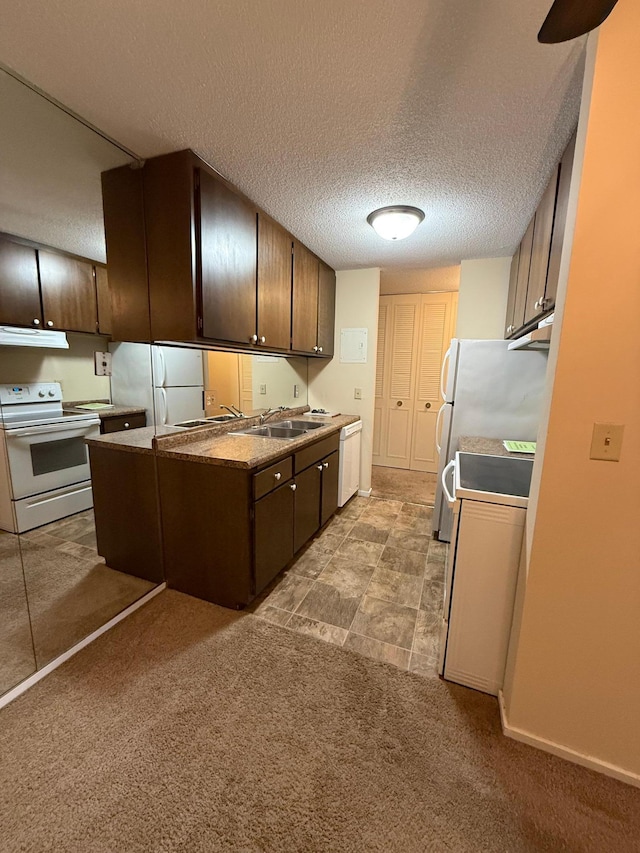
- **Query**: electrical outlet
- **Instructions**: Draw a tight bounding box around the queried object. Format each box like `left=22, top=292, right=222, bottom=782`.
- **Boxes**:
left=206, top=392, right=216, bottom=407
left=259, top=384, right=267, bottom=395
left=293, top=384, right=299, bottom=398
left=590, top=423, right=624, bottom=461
left=354, top=388, right=362, bottom=400
left=94, top=351, right=112, bottom=376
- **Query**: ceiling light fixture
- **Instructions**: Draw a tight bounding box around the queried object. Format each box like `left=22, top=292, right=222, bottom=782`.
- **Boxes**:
left=366, top=205, right=425, bottom=241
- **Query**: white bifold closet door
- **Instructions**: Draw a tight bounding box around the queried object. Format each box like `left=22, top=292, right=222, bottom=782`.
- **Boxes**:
left=373, top=292, right=457, bottom=472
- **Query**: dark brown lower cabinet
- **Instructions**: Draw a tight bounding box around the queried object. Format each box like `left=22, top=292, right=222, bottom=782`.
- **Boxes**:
left=294, top=464, right=322, bottom=552
left=320, top=450, right=339, bottom=526
left=254, top=480, right=295, bottom=593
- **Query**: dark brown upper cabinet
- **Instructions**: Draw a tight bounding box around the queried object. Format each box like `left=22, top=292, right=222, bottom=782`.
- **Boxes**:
left=198, top=168, right=257, bottom=345
left=257, top=213, right=293, bottom=350
left=0, top=236, right=41, bottom=327
left=525, top=164, right=560, bottom=324
left=317, top=261, right=336, bottom=357
left=545, top=132, right=576, bottom=314
left=95, top=266, right=112, bottom=336
left=38, top=251, right=97, bottom=334
left=102, top=149, right=335, bottom=356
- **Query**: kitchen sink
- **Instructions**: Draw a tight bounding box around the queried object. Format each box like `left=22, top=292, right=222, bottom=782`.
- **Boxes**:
left=231, top=424, right=307, bottom=439
left=278, top=419, right=325, bottom=430
left=205, top=414, right=236, bottom=422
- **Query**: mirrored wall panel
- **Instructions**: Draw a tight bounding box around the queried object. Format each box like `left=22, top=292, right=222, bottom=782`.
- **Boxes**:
left=0, top=67, right=162, bottom=690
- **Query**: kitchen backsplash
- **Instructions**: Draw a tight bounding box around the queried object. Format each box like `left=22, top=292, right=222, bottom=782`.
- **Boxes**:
left=0, top=333, right=112, bottom=402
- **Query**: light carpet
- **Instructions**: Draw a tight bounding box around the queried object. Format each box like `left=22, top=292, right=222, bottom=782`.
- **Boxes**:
left=1, top=590, right=638, bottom=852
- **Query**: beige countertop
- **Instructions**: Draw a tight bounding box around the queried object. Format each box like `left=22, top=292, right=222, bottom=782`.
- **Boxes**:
left=458, top=436, right=534, bottom=460
left=64, top=401, right=147, bottom=419
left=86, top=409, right=361, bottom=468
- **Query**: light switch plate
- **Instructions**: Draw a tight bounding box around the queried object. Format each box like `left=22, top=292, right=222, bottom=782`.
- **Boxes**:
left=354, top=388, right=362, bottom=400
left=259, top=384, right=267, bottom=395
left=590, top=423, right=624, bottom=462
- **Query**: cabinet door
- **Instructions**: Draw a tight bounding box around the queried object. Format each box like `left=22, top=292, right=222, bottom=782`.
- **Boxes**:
left=95, top=266, right=112, bottom=336
left=198, top=169, right=257, bottom=345
left=257, top=214, right=292, bottom=350
left=254, top=480, right=295, bottom=594
left=294, top=464, right=322, bottom=553
left=291, top=241, right=319, bottom=353
left=525, top=166, right=559, bottom=324
left=38, top=250, right=97, bottom=333
left=511, top=216, right=535, bottom=335
left=504, top=248, right=520, bottom=338
left=546, top=132, right=576, bottom=312
left=317, top=261, right=336, bottom=357
left=0, top=237, right=42, bottom=327
left=320, top=450, right=339, bottom=526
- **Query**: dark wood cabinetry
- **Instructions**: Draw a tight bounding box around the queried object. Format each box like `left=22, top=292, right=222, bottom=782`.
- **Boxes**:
left=320, top=450, right=339, bottom=525
left=102, top=149, right=335, bottom=356
left=505, top=131, right=576, bottom=340
left=294, top=463, right=322, bottom=552
left=0, top=237, right=41, bottom=327
left=257, top=213, right=293, bottom=350
left=95, top=266, right=112, bottom=336
left=38, top=251, right=97, bottom=334
left=99, top=412, right=146, bottom=434
left=254, top=480, right=295, bottom=592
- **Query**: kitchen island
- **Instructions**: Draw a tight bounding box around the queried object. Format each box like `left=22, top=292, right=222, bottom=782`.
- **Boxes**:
left=87, top=409, right=360, bottom=608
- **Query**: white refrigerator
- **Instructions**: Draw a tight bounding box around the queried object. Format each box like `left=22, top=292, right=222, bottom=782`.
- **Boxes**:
left=109, top=342, right=205, bottom=426
left=433, top=339, right=548, bottom=542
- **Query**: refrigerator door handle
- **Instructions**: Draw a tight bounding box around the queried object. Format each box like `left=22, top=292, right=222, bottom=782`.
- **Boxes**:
left=160, top=388, right=168, bottom=425
left=440, top=346, right=451, bottom=403
left=157, top=348, right=167, bottom=387
left=441, top=459, right=456, bottom=507
left=435, top=403, right=446, bottom=455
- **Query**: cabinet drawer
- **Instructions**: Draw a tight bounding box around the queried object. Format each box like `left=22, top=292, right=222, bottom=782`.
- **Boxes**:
left=100, top=413, right=147, bottom=434
left=294, top=433, right=339, bottom=473
left=253, top=456, right=293, bottom=500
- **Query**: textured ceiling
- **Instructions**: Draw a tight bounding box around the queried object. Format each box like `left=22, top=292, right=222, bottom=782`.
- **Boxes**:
left=0, top=0, right=587, bottom=270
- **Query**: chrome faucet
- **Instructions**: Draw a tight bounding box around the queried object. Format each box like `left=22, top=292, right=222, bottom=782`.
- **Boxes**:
left=220, top=404, right=245, bottom=418
left=259, top=406, right=287, bottom=424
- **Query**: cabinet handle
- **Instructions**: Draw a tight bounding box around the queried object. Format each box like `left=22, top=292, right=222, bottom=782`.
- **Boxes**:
left=124, top=422, right=130, bottom=429
left=317, top=465, right=323, bottom=471
left=46, top=320, right=54, bottom=328
left=260, top=336, right=266, bottom=344
left=313, top=345, right=319, bottom=352
left=250, top=334, right=258, bottom=343
left=425, top=402, right=431, bottom=409
left=290, top=483, right=297, bottom=491
left=323, top=462, right=329, bottom=469
left=274, top=472, right=282, bottom=481
left=539, top=297, right=548, bottom=310
left=318, top=346, right=323, bottom=353
left=33, top=318, right=40, bottom=326
left=396, top=400, right=403, bottom=407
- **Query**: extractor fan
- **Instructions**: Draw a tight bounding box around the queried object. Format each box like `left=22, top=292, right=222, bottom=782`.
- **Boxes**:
left=538, top=0, right=619, bottom=43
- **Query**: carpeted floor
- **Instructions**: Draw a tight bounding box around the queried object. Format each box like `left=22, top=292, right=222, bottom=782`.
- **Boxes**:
left=1, top=590, right=638, bottom=852
left=371, top=465, right=437, bottom=505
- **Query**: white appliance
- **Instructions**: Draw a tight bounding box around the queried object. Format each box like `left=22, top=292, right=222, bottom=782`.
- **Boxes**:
left=438, top=452, right=532, bottom=696
left=338, top=420, right=362, bottom=506
left=433, top=338, right=547, bottom=542
left=0, top=383, right=100, bottom=533
left=109, top=342, right=205, bottom=426
left=0, top=325, right=69, bottom=349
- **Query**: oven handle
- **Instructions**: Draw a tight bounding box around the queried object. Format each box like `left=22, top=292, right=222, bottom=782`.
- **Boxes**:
left=7, top=419, right=100, bottom=437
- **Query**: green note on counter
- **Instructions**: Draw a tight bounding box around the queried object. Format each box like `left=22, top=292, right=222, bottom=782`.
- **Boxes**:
left=74, top=403, right=115, bottom=410
left=503, top=440, right=536, bottom=454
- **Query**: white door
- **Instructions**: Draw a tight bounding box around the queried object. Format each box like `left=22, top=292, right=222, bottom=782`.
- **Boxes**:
left=153, top=386, right=204, bottom=425
left=152, top=345, right=205, bottom=387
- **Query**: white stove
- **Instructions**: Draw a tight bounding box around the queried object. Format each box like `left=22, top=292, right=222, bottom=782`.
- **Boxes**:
left=0, top=383, right=101, bottom=533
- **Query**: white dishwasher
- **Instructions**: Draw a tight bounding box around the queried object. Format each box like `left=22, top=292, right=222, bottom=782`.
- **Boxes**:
left=338, top=420, right=362, bottom=506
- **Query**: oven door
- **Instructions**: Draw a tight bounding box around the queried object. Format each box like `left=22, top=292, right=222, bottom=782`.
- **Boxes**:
left=4, top=419, right=100, bottom=499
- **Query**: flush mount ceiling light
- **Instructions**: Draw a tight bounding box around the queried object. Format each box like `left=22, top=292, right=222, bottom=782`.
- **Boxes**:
left=366, top=205, right=425, bottom=241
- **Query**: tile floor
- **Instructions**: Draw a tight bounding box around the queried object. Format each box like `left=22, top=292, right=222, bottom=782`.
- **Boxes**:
left=250, top=468, right=447, bottom=676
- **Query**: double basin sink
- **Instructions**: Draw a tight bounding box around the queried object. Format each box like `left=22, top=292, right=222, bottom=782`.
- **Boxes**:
left=231, top=419, right=325, bottom=440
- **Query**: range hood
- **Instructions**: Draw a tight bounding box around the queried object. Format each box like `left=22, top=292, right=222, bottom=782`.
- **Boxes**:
left=0, top=325, right=69, bottom=349
left=508, top=314, right=554, bottom=351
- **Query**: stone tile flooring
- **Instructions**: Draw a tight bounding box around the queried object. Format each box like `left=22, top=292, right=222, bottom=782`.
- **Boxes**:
left=250, top=483, right=447, bottom=677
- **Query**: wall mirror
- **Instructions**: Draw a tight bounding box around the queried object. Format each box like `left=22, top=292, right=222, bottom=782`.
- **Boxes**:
left=0, top=66, right=161, bottom=693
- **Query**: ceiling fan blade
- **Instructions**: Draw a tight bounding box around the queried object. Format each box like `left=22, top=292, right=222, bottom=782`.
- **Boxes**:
left=538, top=0, right=619, bottom=43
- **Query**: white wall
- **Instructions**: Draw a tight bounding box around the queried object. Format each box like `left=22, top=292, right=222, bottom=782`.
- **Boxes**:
left=0, top=333, right=111, bottom=402
left=307, top=268, right=380, bottom=493
left=455, top=258, right=511, bottom=339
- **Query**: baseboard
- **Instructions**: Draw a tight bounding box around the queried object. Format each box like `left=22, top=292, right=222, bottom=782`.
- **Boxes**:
left=498, top=691, right=640, bottom=789
left=0, top=583, right=166, bottom=711
left=358, top=488, right=372, bottom=497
